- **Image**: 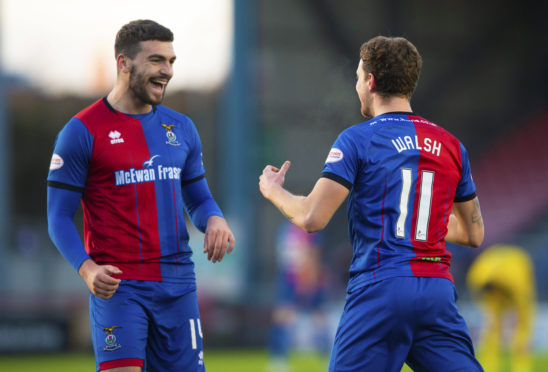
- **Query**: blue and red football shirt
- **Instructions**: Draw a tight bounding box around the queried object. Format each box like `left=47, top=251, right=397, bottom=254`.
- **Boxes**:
left=322, top=112, right=476, bottom=293
left=48, top=98, right=217, bottom=284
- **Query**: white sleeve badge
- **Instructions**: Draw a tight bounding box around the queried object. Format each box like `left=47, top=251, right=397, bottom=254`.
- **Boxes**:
left=49, top=154, right=64, bottom=170
left=325, top=148, right=344, bottom=163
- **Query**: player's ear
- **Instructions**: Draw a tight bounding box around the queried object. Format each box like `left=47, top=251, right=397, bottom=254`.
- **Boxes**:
left=116, top=54, right=131, bottom=74
left=368, top=73, right=376, bottom=92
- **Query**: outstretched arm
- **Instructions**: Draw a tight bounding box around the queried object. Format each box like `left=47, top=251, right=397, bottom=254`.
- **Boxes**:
left=445, top=197, right=484, bottom=248
left=259, top=161, right=349, bottom=232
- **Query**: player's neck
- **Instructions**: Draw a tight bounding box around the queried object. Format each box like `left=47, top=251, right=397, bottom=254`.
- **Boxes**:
left=372, top=95, right=412, bottom=116
left=106, top=85, right=153, bottom=115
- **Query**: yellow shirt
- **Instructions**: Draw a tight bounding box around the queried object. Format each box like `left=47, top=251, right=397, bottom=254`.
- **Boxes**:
left=467, top=244, right=535, bottom=307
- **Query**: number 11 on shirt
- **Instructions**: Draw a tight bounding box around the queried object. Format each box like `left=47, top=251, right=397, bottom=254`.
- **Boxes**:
left=396, top=168, right=434, bottom=241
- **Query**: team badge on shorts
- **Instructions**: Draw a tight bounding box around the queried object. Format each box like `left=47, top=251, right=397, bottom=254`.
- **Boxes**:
left=161, top=124, right=180, bottom=146
left=103, top=326, right=122, bottom=351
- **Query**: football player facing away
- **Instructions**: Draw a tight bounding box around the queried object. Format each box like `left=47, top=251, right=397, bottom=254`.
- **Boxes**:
left=260, top=36, right=484, bottom=372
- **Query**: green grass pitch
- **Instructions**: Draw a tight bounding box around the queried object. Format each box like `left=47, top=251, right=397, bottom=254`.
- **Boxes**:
left=1, top=350, right=548, bottom=371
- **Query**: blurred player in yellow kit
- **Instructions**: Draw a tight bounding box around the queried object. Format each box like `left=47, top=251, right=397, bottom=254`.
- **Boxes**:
left=467, top=244, right=536, bottom=372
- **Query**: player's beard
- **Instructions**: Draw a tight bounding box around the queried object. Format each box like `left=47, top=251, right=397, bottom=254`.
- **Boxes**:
left=128, top=65, right=167, bottom=106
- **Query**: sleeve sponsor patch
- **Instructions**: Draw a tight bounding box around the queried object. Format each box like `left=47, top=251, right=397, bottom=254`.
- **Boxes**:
left=49, top=154, right=64, bottom=170
left=325, top=148, right=344, bottom=163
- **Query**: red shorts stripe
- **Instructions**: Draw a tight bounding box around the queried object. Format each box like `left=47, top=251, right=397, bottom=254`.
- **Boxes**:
left=100, top=358, right=144, bottom=370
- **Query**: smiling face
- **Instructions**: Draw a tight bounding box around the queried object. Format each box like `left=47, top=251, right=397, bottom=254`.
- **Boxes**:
left=127, top=40, right=176, bottom=106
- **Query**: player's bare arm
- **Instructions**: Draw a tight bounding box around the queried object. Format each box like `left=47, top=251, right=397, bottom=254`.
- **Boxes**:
left=445, top=197, right=484, bottom=248
left=259, top=161, right=349, bottom=232
left=203, top=216, right=235, bottom=263
left=78, top=259, right=122, bottom=300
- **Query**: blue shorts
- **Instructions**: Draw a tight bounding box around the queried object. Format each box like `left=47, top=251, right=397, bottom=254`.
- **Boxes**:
left=329, top=276, right=483, bottom=372
left=89, top=280, right=204, bottom=372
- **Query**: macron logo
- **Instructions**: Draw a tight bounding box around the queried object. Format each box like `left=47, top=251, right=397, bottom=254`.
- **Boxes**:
left=109, top=130, right=124, bottom=144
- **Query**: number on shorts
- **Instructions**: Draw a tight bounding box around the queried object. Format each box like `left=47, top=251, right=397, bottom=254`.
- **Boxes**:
left=396, top=169, right=434, bottom=241
left=189, top=318, right=203, bottom=350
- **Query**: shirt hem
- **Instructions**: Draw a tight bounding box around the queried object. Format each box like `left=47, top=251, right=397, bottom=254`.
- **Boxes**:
left=347, top=271, right=453, bottom=293
left=112, top=273, right=196, bottom=284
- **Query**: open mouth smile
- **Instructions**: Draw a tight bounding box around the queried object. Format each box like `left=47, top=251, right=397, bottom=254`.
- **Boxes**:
left=150, top=78, right=168, bottom=92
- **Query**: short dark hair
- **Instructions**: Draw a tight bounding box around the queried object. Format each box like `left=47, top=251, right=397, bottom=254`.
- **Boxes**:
left=114, top=19, right=174, bottom=59
left=360, top=36, right=422, bottom=99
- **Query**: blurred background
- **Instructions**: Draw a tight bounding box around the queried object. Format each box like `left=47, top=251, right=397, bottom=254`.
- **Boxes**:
left=1, top=0, right=547, bottom=370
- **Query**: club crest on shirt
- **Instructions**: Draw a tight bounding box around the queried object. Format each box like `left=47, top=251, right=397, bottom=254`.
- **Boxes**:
left=325, top=148, right=344, bottom=163
left=103, top=326, right=122, bottom=351
left=161, top=124, right=180, bottom=146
